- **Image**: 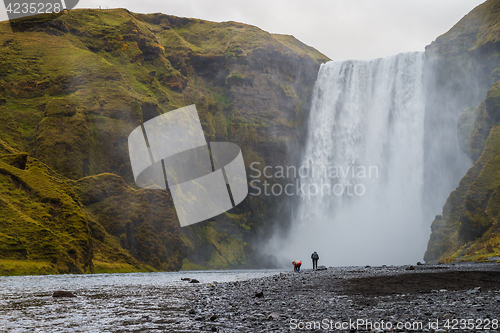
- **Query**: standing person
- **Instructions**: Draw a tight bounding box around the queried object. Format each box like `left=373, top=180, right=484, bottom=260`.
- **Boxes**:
left=311, top=251, right=319, bottom=270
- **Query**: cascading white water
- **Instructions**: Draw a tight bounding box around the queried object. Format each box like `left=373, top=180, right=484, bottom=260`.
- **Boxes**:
left=277, top=52, right=428, bottom=266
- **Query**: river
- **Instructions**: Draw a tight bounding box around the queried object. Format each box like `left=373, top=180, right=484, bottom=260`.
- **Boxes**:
left=0, top=269, right=284, bottom=332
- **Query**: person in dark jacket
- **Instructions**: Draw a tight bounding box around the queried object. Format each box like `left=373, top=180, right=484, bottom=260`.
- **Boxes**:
left=311, top=251, right=319, bottom=270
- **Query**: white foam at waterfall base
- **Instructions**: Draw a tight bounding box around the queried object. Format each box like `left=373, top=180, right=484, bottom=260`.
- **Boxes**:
left=272, top=52, right=429, bottom=266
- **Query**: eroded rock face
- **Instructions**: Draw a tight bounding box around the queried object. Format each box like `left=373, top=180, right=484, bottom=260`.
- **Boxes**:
left=0, top=9, right=329, bottom=274
left=0, top=153, right=27, bottom=170
left=424, top=0, right=500, bottom=263
left=0, top=140, right=94, bottom=275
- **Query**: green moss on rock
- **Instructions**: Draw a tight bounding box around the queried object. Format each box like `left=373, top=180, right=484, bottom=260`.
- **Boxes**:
left=0, top=153, right=93, bottom=274
left=0, top=8, right=328, bottom=274
left=425, top=0, right=500, bottom=263
left=425, top=127, right=500, bottom=262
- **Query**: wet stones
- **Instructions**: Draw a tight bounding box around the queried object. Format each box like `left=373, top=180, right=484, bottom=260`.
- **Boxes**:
left=182, top=263, right=500, bottom=332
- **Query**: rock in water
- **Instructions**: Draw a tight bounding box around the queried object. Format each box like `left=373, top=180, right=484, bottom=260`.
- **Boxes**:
left=52, top=291, right=76, bottom=298
left=189, top=279, right=200, bottom=283
left=267, top=312, right=280, bottom=320
left=181, top=277, right=191, bottom=281
left=468, top=287, right=481, bottom=294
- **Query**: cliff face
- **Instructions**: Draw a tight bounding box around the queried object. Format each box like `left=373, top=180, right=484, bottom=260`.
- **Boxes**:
left=424, top=0, right=500, bottom=263
left=0, top=9, right=328, bottom=274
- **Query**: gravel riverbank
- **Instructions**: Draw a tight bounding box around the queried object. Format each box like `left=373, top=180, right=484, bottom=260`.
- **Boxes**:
left=183, top=262, right=500, bottom=332
left=2, top=263, right=499, bottom=332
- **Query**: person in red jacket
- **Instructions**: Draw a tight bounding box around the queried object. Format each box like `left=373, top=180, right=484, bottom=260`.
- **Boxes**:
left=292, top=260, right=302, bottom=272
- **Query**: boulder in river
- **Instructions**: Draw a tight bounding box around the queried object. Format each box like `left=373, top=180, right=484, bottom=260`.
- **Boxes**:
left=189, top=279, right=200, bottom=283
left=52, top=291, right=76, bottom=298
left=268, top=312, right=280, bottom=320
left=467, top=286, right=481, bottom=294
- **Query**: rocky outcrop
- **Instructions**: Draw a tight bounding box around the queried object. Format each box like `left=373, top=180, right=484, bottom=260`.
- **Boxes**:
left=0, top=141, right=93, bottom=274
left=424, top=0, right=500, bottom=262
left=423, top=0, right=500, bottom=222
left=52, top=291, right=77, bottom=297
left=0, top=9, right=328, bottom=274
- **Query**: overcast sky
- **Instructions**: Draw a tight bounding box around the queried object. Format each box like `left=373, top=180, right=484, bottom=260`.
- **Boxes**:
left=1, top=0, right=486, bottom=60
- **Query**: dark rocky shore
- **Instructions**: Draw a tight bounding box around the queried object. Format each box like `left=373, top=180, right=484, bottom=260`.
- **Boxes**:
left=2, top=263, right=500, bottom=332
left=182, top=263, right=500, bottom=332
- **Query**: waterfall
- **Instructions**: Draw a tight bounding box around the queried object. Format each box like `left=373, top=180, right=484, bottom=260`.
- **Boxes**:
left=278, top=52, right=428, bottom=266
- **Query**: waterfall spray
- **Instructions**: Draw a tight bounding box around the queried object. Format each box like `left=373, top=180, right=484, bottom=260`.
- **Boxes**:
left=273, top=52, right=428, bottom=266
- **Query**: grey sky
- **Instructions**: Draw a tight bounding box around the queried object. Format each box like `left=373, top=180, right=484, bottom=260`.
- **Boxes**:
left=1, top=0, right=485, bottom=60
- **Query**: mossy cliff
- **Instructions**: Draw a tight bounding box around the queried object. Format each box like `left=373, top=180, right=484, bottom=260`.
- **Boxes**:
left=0, top=9, right=328, bottom=274
left=424, top=0, right=500, bottom=263
left=0, top=140, right=93, bottom=275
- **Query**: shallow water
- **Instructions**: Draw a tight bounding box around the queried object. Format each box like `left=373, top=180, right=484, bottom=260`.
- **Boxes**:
left=0, top=269, right=283, bottom=332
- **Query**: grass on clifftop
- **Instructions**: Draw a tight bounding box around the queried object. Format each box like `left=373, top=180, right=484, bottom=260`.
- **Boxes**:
left=428, top=0, right=500, bottom=55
